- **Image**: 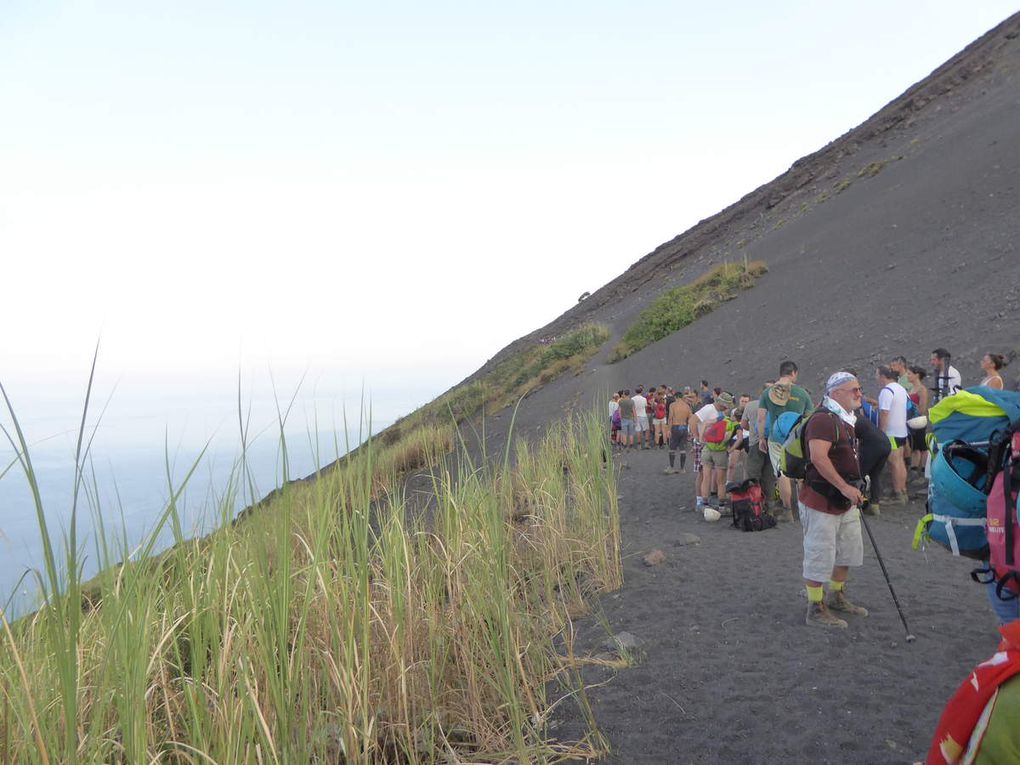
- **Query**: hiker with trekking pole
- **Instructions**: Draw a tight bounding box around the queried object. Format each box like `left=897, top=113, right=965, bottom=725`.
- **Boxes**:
left=798, top=372, right=871, bottom=629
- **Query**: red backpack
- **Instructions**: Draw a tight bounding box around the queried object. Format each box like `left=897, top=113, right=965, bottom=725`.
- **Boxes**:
left=655, top=402, right=666, bottom=419
left=727, top=478, right=776, bottom=532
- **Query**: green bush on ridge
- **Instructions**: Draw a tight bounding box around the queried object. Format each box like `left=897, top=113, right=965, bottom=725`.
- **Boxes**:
left=608, top=260, right=767, bottom=362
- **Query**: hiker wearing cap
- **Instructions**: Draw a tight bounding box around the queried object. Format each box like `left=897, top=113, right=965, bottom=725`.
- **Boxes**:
left=757, top=361, right=813, bottom=520
left=697, top=391, right=736, bottom=512
left=800, top=372, right=868, bottom=629
left=665, top=388, right=694, bottom=474
left=877, top=366, right=909, bottom=505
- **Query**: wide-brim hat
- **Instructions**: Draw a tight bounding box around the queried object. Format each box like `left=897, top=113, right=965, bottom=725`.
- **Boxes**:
left=768, top=382, right=791, bottom=407
left=715, top=392, right=735, bottom=408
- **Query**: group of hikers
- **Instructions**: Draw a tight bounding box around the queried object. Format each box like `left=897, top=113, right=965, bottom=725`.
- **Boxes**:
left=608, top=350, right=1020, bottom=762
left=607, top=349, right=1012, bottom=624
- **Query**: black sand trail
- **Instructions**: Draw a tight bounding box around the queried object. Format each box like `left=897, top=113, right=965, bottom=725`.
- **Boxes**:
left=556, top=446, right=995, bottom=764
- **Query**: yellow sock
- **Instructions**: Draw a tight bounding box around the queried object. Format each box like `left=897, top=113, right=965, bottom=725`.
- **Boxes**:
left=829, top=580, right=845, bottom=592
left=806, top=585, right=824, bottom=603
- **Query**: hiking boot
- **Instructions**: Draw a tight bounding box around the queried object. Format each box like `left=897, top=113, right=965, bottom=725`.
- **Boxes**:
left=826, top=590, right=869, bottom=617
left=863, top=501, right=881, bottom=517
left=663, top=467, right=676, bottom=475
left=806, top=602, right=848, bottom=629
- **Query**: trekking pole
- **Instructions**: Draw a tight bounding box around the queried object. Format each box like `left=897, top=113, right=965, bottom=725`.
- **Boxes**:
left=859, top=510, right=917, bottom=643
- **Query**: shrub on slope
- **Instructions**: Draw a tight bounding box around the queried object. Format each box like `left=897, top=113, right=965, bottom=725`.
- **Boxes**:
left=609, top=261, right=767, bottom=362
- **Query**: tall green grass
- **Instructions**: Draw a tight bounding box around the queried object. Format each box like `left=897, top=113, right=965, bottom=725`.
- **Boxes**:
left=0, top=389, right=622, bottom=762
left=608, top=260, right=767, bottom=362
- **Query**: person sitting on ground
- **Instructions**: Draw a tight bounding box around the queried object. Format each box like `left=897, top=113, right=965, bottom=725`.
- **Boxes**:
left=800, top=372, right=868, bottom=629
left=665, top=389, right=693, bottom=474
left=699, top=392, right=737, bottom=512
left=906, top=366, right=930, bottom=478
left=757, top=361, right=813, bottom=520
left=617, top=390, right=636, bottom=450
left=877, top=365, right=910, bottom=505
left=631, top=386, right=649, bottom=449
left=981, top=353, right=1006, bottom=390
left=931, top=348, right=962, bottom=402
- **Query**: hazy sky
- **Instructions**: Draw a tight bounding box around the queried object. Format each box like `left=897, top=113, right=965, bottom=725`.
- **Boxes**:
left=2, top=1, right=1016, bottom=427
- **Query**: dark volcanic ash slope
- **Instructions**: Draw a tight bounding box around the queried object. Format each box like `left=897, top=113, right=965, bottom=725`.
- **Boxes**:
left=469, top=11, right=1019, bottom=426
left=444, top=14, right=1020, bottom=765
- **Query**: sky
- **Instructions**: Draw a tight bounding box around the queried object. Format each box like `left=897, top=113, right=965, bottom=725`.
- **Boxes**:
left=1, top=0, right=1017, bottom=442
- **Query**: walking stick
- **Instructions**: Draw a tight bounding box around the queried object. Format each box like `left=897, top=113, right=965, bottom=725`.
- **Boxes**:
left=859, top=509, right=917, bottom=642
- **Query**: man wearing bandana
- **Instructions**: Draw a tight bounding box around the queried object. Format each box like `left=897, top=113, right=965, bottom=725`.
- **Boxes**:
left=800, top=372, right=869, bottom=629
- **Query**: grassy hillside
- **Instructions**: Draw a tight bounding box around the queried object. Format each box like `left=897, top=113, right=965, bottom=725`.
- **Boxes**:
left=0, top=407, right=622, bottom=763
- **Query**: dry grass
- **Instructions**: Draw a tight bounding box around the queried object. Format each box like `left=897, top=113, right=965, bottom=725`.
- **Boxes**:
left=0, top=410, right=622, bottom=763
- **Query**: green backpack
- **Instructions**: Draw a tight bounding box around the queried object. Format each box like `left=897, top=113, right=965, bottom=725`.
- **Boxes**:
left=779, top=407, right=838, bottom=479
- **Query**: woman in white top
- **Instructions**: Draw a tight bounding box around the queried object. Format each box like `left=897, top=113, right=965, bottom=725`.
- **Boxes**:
left=980, top=353, right=1006, bottom=390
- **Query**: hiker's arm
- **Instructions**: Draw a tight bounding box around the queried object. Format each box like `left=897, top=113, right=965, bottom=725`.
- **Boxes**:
left=808, top=439, right=865, bottom=505
left=878, top=408, right=889, bottom=433
left=757, top=408, right=768, bottom=453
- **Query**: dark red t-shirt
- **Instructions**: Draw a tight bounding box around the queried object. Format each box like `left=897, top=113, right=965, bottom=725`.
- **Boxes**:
left=799, top=411, right=861, bottom=515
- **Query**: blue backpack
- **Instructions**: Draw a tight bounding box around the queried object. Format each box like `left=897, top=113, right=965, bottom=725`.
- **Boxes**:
left=914, top=387, right=1020, bottom=559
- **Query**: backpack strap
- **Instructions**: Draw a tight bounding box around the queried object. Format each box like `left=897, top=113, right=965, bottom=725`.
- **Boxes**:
left=1005, top=440, right=1015, bottom=568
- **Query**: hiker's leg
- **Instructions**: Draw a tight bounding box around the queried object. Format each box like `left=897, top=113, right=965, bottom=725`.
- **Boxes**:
left=778, top=475, right=793, bottom=510
left=889, top=443, right=907, bottom=494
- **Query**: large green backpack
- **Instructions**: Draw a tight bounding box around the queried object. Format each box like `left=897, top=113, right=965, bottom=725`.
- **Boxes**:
left=779, top=407, right=838, bottom=479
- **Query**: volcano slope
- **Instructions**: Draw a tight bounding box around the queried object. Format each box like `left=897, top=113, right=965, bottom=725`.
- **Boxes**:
left=437, top=12, right=1020, bottom=765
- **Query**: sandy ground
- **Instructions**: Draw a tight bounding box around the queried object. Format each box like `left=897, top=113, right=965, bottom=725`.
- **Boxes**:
left=555, top=445, right=998, bottom=765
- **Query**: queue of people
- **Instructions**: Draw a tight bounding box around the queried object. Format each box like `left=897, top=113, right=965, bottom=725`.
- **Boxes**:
left=606, top=350, right=1011, bottom=630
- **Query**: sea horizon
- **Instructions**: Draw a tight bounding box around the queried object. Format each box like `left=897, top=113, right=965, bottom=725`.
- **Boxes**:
left=0, top=380, right=427, bottom=617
